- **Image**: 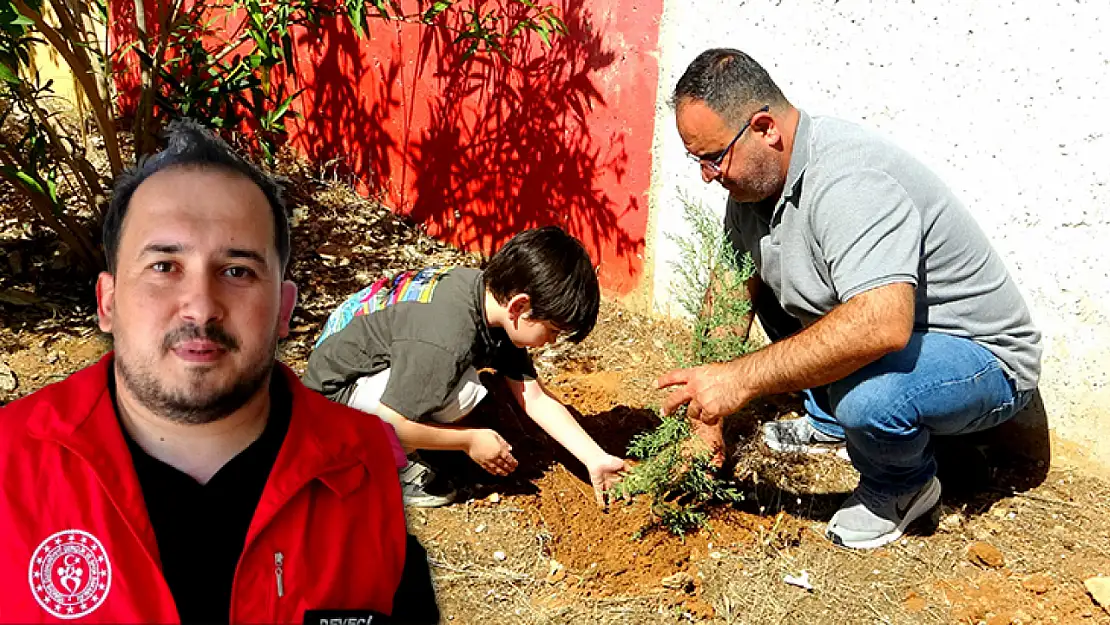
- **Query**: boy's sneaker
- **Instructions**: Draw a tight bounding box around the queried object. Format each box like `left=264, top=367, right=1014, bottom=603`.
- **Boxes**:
left=826, top=477, right=942, bottom=549
left=400, top=457, right=457, bottom=508
left=762, top=415, right=850, bottom=460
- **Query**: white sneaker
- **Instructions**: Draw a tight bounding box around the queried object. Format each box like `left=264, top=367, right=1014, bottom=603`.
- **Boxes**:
left=400, top=458, right=457, bottom=508
left=762, top=416, right=850, bottom=461
left=826, top=477, right=942, bottom=549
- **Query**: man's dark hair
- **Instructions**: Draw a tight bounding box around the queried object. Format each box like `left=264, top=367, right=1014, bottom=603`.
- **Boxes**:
left=484, top=226, right=599, bottom=343
left=672, top=48, right=789, bottom=125
left=102, top=119, right=290, bottom=273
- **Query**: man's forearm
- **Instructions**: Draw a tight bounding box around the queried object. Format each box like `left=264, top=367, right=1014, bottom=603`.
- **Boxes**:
left=731, top=282, right=914, bottom=399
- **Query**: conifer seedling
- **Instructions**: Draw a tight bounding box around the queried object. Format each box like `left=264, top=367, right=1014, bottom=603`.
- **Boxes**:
left=613, top=196, right=755, bottom=535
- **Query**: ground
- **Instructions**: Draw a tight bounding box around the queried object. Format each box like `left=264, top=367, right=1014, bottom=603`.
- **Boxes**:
left=2, top=163, right=1109, bottom=625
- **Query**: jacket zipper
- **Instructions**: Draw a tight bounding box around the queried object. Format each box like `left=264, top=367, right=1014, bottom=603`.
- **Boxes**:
left=274, top=552, right=285, bottom=598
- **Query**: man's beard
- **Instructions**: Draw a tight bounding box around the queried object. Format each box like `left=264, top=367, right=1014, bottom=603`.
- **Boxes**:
left=724, top=152, right=783, bottom=204
left=116, top=322, right=277, bottom=425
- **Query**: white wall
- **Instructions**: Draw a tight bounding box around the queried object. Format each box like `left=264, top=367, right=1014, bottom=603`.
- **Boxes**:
left=648, top=1, right=1110, bottom=465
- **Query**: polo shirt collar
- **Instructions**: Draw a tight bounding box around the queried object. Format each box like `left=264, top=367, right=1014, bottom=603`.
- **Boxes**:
left=777, top=108, right=812, bottom=210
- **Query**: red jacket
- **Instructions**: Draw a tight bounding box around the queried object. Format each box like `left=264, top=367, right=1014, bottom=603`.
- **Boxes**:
left=0, top=355, right=406, bottom=623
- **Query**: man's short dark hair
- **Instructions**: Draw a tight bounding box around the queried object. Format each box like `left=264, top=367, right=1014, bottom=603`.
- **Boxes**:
left=672, top=48, right=789, bottom=125
left=102, top=119, right=290, bottom=273
left=484, top=226, right=599, bottom=343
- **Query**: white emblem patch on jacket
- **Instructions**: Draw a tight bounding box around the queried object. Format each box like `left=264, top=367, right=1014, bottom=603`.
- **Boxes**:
left=28, top=530, right=112, bottom=619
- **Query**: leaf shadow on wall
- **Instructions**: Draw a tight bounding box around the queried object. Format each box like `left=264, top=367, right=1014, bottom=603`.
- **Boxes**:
left=406, top=0, right=645, bottom=276
left=292, top=1, right=646, bottom=282
left=293, top=14, right=399, bottom=200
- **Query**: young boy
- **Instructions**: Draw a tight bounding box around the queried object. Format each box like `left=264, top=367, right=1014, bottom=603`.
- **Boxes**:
left=305, top=226, right=627, bottom=507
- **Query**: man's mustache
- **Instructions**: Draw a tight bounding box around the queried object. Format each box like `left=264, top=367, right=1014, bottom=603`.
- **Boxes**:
left=163, top=323, right=239, bottom=352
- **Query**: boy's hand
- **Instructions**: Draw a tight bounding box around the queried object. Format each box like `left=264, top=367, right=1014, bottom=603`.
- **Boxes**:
left=587, top=454, right=630, bottom=508
left=467, top=429, right=518, bottom=476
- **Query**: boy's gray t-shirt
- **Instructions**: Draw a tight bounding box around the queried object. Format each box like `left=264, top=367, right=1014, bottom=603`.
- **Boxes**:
left=304, top=267, right=536, bottom=419
left=724, top=111, right=1041, bottom=391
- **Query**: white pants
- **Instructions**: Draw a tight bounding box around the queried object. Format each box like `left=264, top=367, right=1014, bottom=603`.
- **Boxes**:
left=346, top=366, right=488, bottom=423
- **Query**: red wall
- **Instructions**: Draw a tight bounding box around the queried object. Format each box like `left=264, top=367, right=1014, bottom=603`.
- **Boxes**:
left=285, top=1, right=660, bottom=294
left=110, top=0, right=662, bottom=294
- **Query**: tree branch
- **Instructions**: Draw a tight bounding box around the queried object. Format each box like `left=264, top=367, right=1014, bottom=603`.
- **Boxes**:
left=12, top=0, right=124, bottom=175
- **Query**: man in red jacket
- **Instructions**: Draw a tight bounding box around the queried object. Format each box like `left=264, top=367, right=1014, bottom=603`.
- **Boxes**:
left=0, top=120, right=431, bottom=623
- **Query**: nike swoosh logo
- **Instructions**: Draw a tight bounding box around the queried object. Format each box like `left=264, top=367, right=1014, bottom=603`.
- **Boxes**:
left=896, top=484, right=936, bottom=519
left=895, top=494, right=916, bottom=519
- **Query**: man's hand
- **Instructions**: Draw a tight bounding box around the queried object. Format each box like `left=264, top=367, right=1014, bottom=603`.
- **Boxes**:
left=655, top=361, right=755, bottom=425
left=466, top=429, right=518, bottom=476
left=586, top=454, right=629, bottom=508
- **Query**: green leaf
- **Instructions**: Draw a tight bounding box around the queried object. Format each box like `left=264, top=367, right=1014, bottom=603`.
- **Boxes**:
left=10, top=14, right=34, bottom=27
left=45, top=176, right=60, bottom=205
left=0, top=62, right=19, bottom=84
left=13, top=170, right=46, bottom=196
left=423, top=0, right=451, bottom=22
left=270, top=89, right=301, bottom=122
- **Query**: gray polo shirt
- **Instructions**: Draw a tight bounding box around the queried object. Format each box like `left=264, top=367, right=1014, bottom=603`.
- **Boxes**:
left=724, top=110, right=1041, bottom=391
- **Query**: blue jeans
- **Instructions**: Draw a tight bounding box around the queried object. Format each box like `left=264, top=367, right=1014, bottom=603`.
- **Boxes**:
left=807, top=332, right=1032, bottom=495
left=756, top=299, right=1033, bottom=495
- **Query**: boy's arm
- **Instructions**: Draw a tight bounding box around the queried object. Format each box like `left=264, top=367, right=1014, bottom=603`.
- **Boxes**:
left=507, top=377, right=628, bottom=506
left=375, top=403, right=518, bottom=476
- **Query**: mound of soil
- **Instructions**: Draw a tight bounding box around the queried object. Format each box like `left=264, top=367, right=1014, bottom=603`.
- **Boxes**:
left=527, top=464, right=770, bottom=597
left=423, top=364, right=806, bottom=607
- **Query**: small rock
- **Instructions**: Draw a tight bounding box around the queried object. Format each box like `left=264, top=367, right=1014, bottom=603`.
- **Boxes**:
left=1022, top=573, right=1053, bottom=594
left=1084, top=577, right=1110, bottom=612
left=487, top=492, right=501, bottom=504
left=661, top=571, right=695, bottom=592
left=474, top=524, right=486, bottom=533
left=967, top=541, right=1005, bottom=568
left=683, top=598, right=716, bottom=620
left=709, top=551, right=723, bottom=559
left=0, top=363, right=16, bottom=393
left=545, top=559, right=566, bottom=584
left=46, top=351, right=59, bottom=364
left=784, top=570, right=814, bottom=591
left=493, top=551, right=506, bottom=561
left=903, top=591, right=927, bottom=613
left=939, top=509, right=964, bottom=533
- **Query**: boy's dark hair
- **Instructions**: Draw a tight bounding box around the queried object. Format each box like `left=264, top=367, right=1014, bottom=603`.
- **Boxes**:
left=485, top=226, right=600, bottom=343
left=102, top=119, right=290, bottom=273
left=672, top=48, right=789, bottom=126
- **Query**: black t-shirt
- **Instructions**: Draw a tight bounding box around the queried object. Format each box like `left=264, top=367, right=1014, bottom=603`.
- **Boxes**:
left=112, top=371, right=439, bottom=624
left=117, top=372, right=290, bottom=623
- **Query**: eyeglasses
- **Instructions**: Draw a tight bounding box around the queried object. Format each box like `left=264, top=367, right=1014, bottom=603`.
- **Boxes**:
left=688, top=105, right=770, bottom=177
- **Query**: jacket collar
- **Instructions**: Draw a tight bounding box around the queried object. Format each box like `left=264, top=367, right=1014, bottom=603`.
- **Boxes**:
left=25, top=354, right=162, bottom=569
